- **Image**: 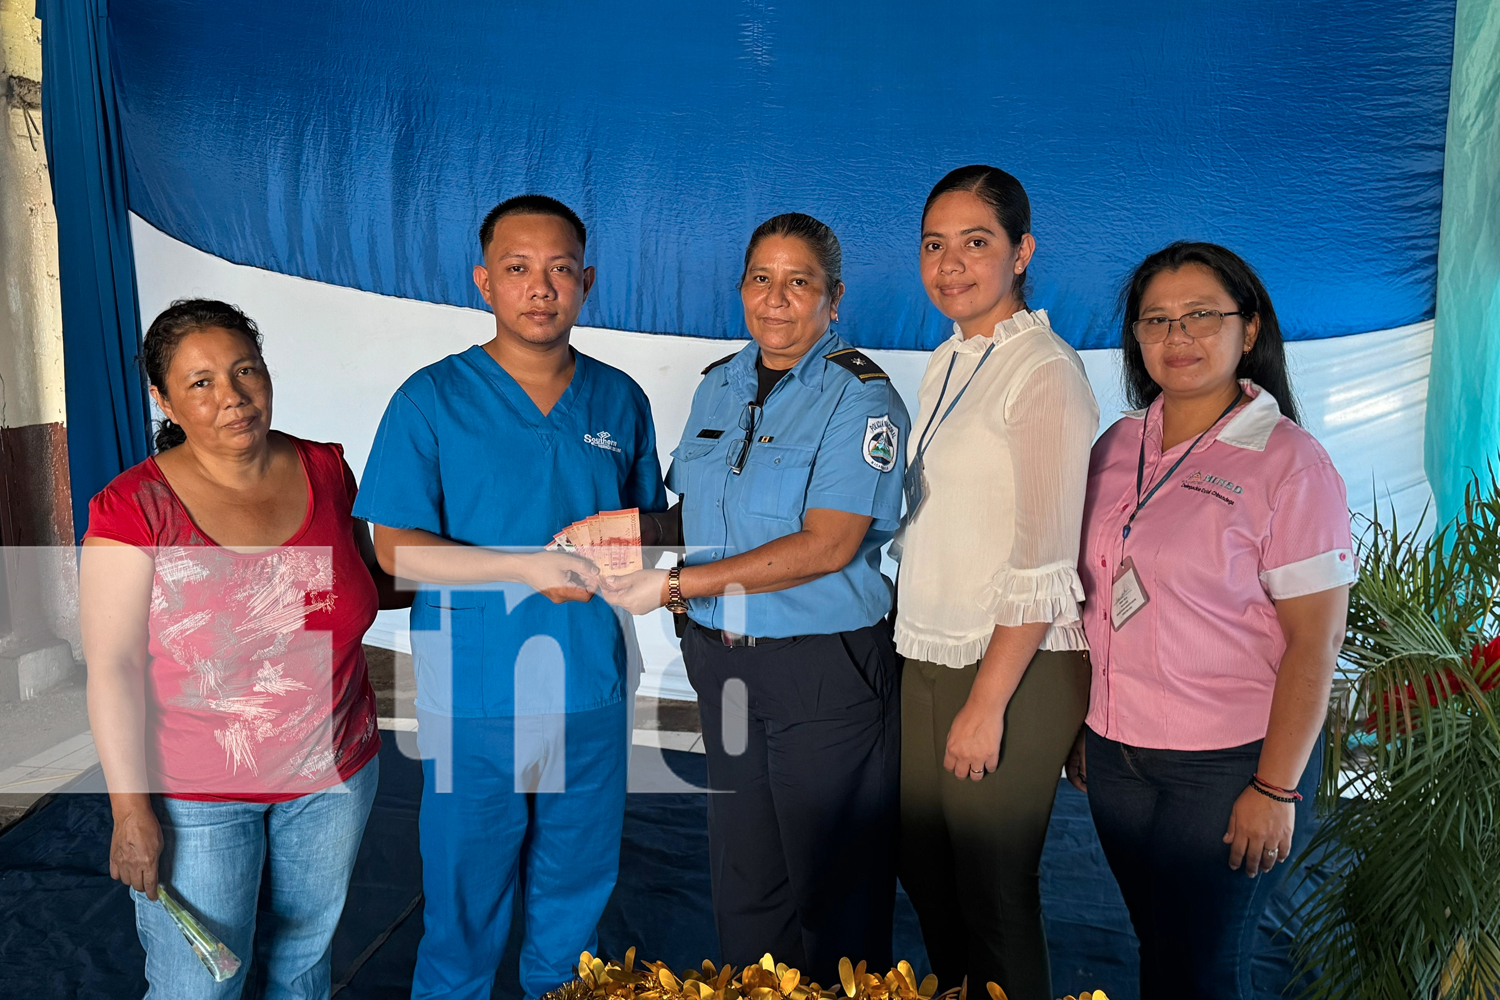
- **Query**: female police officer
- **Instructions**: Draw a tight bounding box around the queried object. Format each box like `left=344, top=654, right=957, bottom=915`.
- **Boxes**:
left=603, top=213, right=909, bottom=979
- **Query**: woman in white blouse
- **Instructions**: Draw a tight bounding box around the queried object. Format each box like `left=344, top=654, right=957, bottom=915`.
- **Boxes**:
left=895, top=165, right=1098, bottom=1000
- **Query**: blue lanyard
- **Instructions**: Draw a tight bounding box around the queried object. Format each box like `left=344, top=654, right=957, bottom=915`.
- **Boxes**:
left=1123, top=390, right=1243, bottom=540
left=913, top=342, right=996, bottom=463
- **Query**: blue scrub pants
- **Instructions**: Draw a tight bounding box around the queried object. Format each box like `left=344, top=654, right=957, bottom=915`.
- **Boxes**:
left=412, top=701, right=628, bottom=1000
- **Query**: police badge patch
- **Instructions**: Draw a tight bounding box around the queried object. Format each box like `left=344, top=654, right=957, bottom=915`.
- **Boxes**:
left=863, top=416, right=899, bottom=472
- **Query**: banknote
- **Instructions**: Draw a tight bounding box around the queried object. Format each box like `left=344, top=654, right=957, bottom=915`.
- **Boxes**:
left=545, top=508, right=642, bottom=577
left=592, top=508, right=643, bottom=576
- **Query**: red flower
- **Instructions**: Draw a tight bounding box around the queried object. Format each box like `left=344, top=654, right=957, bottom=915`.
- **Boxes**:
left=1471, top=636, right=1500, bottom=690
left=1365, top=636, right=1500, bottom=735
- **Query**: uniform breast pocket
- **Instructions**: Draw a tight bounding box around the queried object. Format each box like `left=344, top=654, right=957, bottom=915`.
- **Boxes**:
left=744, top=444, right=816, bottom=521
left=671, top=439, right=719, bottom=497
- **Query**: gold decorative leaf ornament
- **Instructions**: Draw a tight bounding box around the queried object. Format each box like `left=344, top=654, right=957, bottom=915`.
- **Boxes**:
left=549, top=952, right=1107, bottom=1000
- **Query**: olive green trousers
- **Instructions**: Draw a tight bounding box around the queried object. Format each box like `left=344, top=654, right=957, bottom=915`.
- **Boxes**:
left=898, top=650, right=1090, bottom=1000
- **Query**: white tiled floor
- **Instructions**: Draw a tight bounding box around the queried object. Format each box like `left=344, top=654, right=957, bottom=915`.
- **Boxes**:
left=0, top=719, right=708, bottom=797
left=379, top=716, right=706, bottom=754
left=1, top=722, right=1370, bottom=789
left=0, top=731, right=99, bottom=794
left=631, top=729, right=705, bottom=754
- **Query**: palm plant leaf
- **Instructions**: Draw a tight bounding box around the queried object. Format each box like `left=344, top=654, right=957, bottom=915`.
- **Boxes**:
left=1293, top=466, right=1500, bottom=1000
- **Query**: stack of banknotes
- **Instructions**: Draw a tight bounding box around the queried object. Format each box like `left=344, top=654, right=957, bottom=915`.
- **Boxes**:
left=547, top=507, right=643, bottom=577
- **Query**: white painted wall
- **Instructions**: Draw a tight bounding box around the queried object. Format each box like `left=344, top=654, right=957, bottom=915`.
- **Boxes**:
left=131, top=215, right=1433, bottom=701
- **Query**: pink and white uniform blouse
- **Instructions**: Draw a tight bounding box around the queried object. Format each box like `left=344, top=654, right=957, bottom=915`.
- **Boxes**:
left=1078, top=381, right=1356, bottom=751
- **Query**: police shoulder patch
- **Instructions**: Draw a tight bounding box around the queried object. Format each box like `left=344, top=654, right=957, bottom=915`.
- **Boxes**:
left=863, top=415, right=899, bottom=472
left=701, top=353, right=739, bottom=375
left=824, top=348, right=888, bottom=382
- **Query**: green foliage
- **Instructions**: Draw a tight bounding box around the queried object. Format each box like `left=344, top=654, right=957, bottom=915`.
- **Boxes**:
left=1293, top=468, right=1500, bottom=999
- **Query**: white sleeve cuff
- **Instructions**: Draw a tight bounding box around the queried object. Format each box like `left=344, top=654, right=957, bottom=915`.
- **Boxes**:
left=1260, top=549, right=1358, bottom=599
left=976, top=561, right=1085, bottom=628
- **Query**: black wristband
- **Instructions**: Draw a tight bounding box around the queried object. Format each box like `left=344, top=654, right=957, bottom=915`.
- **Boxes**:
left=1248, top=779, right=1298, bottom=804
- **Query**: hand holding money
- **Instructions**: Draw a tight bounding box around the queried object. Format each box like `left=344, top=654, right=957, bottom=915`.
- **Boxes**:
left=599, top=568, right=671, bottom=615
left=546, top=508, right=644, bottom=578
left=522, top=551, right=601, bottom=603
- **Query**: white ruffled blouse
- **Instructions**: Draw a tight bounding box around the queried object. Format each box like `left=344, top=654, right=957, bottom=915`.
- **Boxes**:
left=894, top=309, right=1099, bottom=668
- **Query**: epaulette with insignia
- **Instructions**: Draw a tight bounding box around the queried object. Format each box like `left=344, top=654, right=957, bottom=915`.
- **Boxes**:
left=701, top=353, right=739, bottom=375
left=824, top=348, right=888, bottom=382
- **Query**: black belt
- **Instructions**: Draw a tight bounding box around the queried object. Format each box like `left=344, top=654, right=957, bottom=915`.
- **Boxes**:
left=688, top=617, right=774, bottom=648
left=686, top=617, right=884, bottom=649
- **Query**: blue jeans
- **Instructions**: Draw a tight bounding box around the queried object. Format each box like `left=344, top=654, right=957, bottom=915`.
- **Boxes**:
left=1085, top=730, right=1319, bottom=1000
left=412, top=702, right=628, bottom=1000
left=131, top=757, right=379, bottom=1000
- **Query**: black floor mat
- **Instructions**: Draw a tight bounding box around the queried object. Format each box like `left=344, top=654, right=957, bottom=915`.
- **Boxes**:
left=0, top=739, right=1322, bottom=999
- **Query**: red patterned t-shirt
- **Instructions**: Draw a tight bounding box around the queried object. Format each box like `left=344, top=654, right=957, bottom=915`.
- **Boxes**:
left=85, top=435, right=381, bottom=801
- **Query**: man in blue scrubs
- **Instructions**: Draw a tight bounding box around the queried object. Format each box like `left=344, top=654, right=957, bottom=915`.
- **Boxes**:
left=356, top=195, right=666, bottom=1000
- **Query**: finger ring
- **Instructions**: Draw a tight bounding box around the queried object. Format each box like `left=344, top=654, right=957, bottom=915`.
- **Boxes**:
left=969, top=766, right=985, bottom=775
left=1263, top=848, right=1279, bottom=858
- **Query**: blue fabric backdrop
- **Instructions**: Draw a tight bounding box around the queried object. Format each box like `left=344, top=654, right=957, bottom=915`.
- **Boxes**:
left=39, top=0, right=150, bottom=541
left=107, top=1, right=1455, bottom=352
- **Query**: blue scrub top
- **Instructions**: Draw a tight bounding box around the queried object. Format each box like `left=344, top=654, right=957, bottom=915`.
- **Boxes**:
left=355, top=345, right=666, bottom=718
left=667, top=330, right=909, bottom=638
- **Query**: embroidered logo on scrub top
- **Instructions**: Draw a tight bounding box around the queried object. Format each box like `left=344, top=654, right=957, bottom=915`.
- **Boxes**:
left=584, top=430, right=623, bottom=453
left=1181, top=469, right=1241, bottom=505
left=864, top=416, right=899, bottom=472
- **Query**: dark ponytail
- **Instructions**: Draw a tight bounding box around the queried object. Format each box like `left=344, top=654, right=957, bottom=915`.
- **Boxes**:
left=923, top=164, right=1032, bottom=303
left=741, top=212, right=843, bottom=290
left=141, top=299, right=265, bottom=453
left=1118, top=242, right=1300, bottom=424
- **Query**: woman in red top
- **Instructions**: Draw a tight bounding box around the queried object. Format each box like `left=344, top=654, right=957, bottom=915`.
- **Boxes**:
left=80, top=300, right=401, bottom=998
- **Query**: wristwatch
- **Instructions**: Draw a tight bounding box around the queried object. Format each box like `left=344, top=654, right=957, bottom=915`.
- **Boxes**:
left=664, top=566, right=690, bottom=614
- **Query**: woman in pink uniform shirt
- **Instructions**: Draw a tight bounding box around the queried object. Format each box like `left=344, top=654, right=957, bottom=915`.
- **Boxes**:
left=1071, top=243, right=1355, bottom=999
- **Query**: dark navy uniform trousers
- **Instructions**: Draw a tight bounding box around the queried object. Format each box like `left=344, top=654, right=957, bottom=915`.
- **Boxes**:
left=683, top=618, right=900, bottom=982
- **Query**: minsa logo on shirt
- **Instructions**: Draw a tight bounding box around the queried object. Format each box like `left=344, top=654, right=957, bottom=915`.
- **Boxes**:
left=1181, top=469, right=1242, bottom=505
left=584, top=430, right=622, bottom=453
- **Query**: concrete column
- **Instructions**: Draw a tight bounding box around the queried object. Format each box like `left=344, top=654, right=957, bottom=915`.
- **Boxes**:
left=0, top=0, right=79, bottom=693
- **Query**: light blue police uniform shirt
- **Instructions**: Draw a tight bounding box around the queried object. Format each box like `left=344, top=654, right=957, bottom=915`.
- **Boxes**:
left=666, top=329, right=909, bottom=638
left=354, top=346, right=666, bottom=718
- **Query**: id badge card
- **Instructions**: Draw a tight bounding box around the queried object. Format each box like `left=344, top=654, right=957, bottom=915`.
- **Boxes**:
left=1111, top=556, right=1149, bottom=631
left=902, top=458, right=926, bottom=522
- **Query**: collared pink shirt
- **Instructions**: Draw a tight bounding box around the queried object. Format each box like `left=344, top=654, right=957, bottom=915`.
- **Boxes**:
left=1079, top=381, right=1356, bottom=751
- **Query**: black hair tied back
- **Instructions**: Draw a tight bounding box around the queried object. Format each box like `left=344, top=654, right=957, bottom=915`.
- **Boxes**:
left=923, top=164, right=1032, bottom=303
left=141, top=299, right=265, bottom=453
left=741, top=213, right=843, bottom=290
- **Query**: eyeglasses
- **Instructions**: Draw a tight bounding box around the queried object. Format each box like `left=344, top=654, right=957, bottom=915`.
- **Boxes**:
left=1132, top=310, right=1245, bottom=344
left=727, top=402, right=762, bottom=474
